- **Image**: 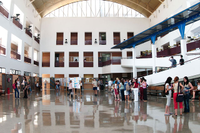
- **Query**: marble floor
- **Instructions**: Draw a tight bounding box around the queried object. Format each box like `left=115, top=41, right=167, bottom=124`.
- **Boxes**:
left=0, top=89, right=200, bottom=133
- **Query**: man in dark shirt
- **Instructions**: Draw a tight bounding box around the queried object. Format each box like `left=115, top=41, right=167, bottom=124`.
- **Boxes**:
left=179, top=55, right=184, bottom=65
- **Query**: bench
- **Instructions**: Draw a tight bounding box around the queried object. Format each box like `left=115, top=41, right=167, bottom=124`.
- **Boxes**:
left=190, top=86, right=200, bottom=101
left=147, top=86, right=164, bottom=96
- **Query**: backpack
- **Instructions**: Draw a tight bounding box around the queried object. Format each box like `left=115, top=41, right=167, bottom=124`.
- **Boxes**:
left=173, top=59, right=177, bottom=66
left=12, top=83, right=16, bottom=89
left=126, top=83, right=130, bottom=91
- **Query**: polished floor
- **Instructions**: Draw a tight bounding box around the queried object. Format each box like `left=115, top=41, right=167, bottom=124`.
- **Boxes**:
left=0, top=89, right=200, bottom=133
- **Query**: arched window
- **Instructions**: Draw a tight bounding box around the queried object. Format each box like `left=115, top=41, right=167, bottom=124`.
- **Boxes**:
left=45, top=0, right=144, bottom=18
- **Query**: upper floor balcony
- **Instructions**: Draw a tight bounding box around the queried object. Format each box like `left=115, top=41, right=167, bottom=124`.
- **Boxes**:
left=0, top=4, right=9, bottom=18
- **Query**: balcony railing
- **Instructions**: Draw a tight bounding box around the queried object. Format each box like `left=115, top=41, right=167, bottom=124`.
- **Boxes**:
left=71, top=40, right=77, bottom=45
left=99, top=59, right=121, bottom=67
left=34, top=60, right=39, bottom=66
left=13, top=19, right=22, bottom=29
left=114, top=40, right=121, bottom=45
left=84, top=62, right=93, bottom=67
left=0, top=45, right=6, bottom=55
left=56, top=40, right=63, bottom=45
left=25, top=29, right=32, bottom=38
left=11, top=51, right=21, bottom=60
left=99, top=40, right=106, bottom=45
left=55, top=62, right=64, bottom=67
left=187, top=39, right=200, bottom=51
left=85, top=40, right=92, bottom=45
left=69, top=62, right=79, bottom=67
left=24, top=56, right=31, bottom=64
left=42, top=62, right=50, bottom=67
left=0, top=5, right=9, bottom=18
left=34, top=36, right=40, bottom=44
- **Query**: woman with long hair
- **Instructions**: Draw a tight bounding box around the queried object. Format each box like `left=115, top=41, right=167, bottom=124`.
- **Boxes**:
left=119, top=79, right=125, bottom=101
left=133, top=78, right=139, bottom=102
left=23, top=77, right=28, bottom=99
left=139, top=78, right=144, bottom=101
left=142, top=78, right=147, bottom=102
left=183, top=76, right=194, bottom=113
left=172, top=76, right=184, bottom=117
left=114, top=80, right=120, bottom=101
left=164, top=77, right=173, bottom=115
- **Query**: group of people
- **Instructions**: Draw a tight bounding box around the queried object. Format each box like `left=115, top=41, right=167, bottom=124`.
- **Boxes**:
left=169, top=55, right=184, bottom=68
left=12, top=76, right=29, bottom=99
left=164, top=76, right=200, bottom=117
left=106, top=77, right=148, bottom=102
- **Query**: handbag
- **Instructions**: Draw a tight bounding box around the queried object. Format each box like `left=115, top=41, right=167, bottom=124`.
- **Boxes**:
left=176, top=82, right=184, bottom=102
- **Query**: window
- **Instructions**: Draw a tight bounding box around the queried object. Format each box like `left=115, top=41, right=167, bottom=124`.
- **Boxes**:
left=71, top=33, right=78, bottom=45
left=24, top=71, right=31, bottom=76
left=55, top=52, right=64, bottom=67
left=69, top=52, right=79, bottom=67
left=0, top=67, right=6, bottom=73
left=42, top=52, right=50, bottom=67
left=113, top=32, right=120, bottom=45
left=10, top=69, right=21, bottom=75
left=84, top=52, right=93, bottom=67
left=99, top=32, right=106, bottom=45
left=56, top=33, right=63, bottom=45
left=127, top=32, right=134, bottom=39
left=85, top=32, right=92, bottom=45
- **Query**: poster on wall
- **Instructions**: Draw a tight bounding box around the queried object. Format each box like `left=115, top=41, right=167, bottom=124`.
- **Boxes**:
left=68, top=77, right=81, bottom=89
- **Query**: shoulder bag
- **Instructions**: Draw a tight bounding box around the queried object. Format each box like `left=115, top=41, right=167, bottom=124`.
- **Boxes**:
left=176, top=82, right=184, bottom=102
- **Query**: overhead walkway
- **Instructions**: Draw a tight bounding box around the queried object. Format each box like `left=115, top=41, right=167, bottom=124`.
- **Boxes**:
left=144, top=55, right=200, bottom=86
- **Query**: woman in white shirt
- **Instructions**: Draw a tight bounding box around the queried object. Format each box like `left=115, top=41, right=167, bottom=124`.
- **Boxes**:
left=164, top=77, right=173, bottom=116
left=69, top=80, right=73, bottom=98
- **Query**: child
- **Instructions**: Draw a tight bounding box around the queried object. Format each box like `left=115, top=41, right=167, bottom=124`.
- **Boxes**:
left=192, top=80, right=200, bottom=101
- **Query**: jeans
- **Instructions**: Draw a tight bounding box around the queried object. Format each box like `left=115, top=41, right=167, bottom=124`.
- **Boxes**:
left=140, top=87, right=143, bottom=100
left=15, top=88, right=19, bottom=98
left=184, top=94, right=190, bottom=112
left=120, top=89, right=125, bottom=101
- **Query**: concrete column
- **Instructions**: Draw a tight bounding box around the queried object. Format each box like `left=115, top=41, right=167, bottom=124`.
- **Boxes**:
left=79, top=51, right=83, bottom=68
left=122, top=50, right=127, bottom=59
left=152, top=44, right=157, bottom=74
left=132, top=47, right=137, bottom=78
left=180, top=39, right=187, bottom=60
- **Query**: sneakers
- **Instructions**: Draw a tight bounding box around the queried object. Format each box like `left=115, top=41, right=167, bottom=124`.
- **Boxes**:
left=164, top=113, right=170, bottom=116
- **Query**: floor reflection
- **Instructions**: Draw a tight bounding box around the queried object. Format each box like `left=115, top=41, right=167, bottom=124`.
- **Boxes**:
left=0, top=90, right=200, bottom=133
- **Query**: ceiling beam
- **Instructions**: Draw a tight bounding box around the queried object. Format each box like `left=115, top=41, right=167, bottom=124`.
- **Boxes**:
left=27, top=0, right=35, bottom=7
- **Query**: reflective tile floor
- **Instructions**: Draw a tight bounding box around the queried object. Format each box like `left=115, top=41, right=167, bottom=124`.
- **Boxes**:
left=0, top=89, right=200, bottom=133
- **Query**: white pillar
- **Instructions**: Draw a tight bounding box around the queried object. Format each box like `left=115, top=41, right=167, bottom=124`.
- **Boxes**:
left=132, top=47, right=137, bottom=78
left=180, top=39, right=187, bottom=60
left=122, top=50, right=127, bottom=59
left=152, top=44, right=157, bottom=74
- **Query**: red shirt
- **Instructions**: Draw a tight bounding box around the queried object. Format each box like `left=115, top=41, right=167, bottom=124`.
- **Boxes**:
left=134, top=82, right=139, bottom=88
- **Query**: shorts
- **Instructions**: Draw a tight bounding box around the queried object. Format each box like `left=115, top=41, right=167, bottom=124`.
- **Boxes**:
left=93, top=87, right=97, bottom=90
left=124, top=90, right=129, bottom=95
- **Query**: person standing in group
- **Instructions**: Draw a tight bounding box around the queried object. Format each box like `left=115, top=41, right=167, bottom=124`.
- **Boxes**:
left=142, top=78, right=147, bottom=102
left=92, top=79, right=98, bottom=96
left=68, top=80, right=73, bottom=98
left=179, top=55, right=184, bottom=65
left=119, top=79, right=125, bottom=101
left=23, top=77, right=28, bottom=99
left=13, top=79, right=19, bottom=99
left=108, top=78, right=113, bottom=92
left=172, top=76, right=184, bottom=117
left=17, top=78, right=20, bottom=97
left=169, top=56, right=177, bottom=68
left=164, top=77, right=173, bottom=116
left=114, top=81, right=120, bottom=101
left=124, top=79, right=130, bottom=102
left=139, top=78, right=144, bottom=101
left=133, top=78, right=139, bottom=102
left=183, top=76, right=194, bottom=113
left=192, top=80, right=200, bottom=101
left=131, top=79, right=135, bottom=101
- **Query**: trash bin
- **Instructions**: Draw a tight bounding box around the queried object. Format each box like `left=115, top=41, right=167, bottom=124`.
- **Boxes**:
left=7, top=88, right=10, bottom=95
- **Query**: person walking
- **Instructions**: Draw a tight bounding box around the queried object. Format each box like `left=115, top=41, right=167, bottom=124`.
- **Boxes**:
left=17, top=78, right=20, bottom=97
left=142, top=78, right=147, bottom=102
left=13, top=79, right=19, bottom=98
left=68, top=80, right=73, bottom=98
left=164, top=77, right=173, bottom=116
left=172, top=76, right=184, bottom=117
left=119, top=79, right=125, bottom=101
left=92, top=79, right=98, bottom=96
left=108, top=78, right=113, bottom=92
left=124, top=79, right=130, bottom=102
left=183, top=76, right=194, bottom=113
left=133, top=78, right=139, bottom=102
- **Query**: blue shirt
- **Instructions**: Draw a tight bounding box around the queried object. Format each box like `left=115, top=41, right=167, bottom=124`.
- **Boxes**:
left=124, top=82, right=127, bottom=91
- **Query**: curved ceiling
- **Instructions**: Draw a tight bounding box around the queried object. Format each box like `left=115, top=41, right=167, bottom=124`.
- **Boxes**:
left=31, top=0, right=164, bottom=18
